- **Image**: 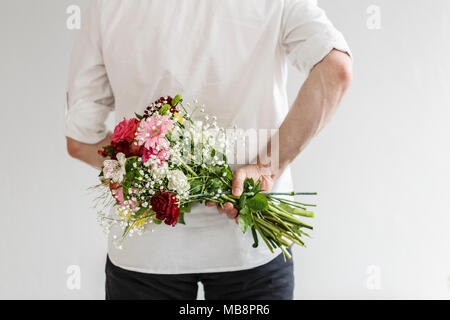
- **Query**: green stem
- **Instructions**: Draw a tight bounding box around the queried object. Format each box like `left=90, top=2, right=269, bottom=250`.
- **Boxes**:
left=264, top=210, right=298, bottom=235
left=266, top=192, right=317, bottom=196
left=175, top=155, right=198, bottom=177
left=220, top=194, right=237, bottom=204
left=254, top=216, right=284, bottom=234
left=267, top=195, right=316, bottom=207
left=280, top=246, right=292, bottom=260
left=254, top=223, right=274, bottom=253
left=268, top=203, right=313, bottom=229
left=178, top=102, right=194, bottom=124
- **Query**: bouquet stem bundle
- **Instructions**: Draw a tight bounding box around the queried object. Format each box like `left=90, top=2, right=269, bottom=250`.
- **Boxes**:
left=180, top=179, right=316, bottom=259
left=213, top=192, right=315, bottom=259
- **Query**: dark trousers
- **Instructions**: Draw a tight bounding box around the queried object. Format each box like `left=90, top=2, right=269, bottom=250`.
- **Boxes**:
left=105, top=251, right=294, bottom=300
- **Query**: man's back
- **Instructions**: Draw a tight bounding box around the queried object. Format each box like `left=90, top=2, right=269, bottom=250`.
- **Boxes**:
left=85, top=0, right=286, bottom=127
left=66, top=0, right=350, bottom=276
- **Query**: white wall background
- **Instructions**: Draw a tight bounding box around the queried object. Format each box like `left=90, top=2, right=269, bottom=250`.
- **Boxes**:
left=0, top=0, right=448, bottom=299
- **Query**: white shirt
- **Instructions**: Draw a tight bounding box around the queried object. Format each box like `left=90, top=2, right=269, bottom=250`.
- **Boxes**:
left=66, top=0, right=350, bottom=274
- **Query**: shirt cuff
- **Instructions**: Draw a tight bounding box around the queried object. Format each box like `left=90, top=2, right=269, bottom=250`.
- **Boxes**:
left=287, top=29, right=352, bottom=75
left=65, top=100, right=110, bottom=144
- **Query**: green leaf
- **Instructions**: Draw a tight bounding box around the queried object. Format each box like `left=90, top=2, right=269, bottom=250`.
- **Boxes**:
left=122, top=180, right=131, bottom=200
left=247, top=193, right=269, bottom=211
left=134, top=113, right=144, bottom=120
left=125, top=171, right=135, bottom=180
left=180, top=202, right=192, bottom=213
left=159, top=104, right=171, bottom=115
left=244, top=178, right=255, bottom=192
left=134, top=207, right=147, bottom=218
left=206, top=178, right=225, bottom=193
left=251, top=226, right=259, bottom=248
left=254, top=180, right=261, bottom=192
left=189, top=179, right=203, bottom=194
left=239, top=193, right=247, bottom=210
left=172, top=94, right=182, bottom=106
left=238, top=212, right=252, bottom=233
left=153, top=217, right=163, bottom=224
left=239, top=207, right=249, bottom=216
left=178, top=212, right=186, bottom=225
left=125, top=157, right=141, bottom=180
left=222, top=167, right=233, bottom=180
left=125, top=157, right=136, bottom=172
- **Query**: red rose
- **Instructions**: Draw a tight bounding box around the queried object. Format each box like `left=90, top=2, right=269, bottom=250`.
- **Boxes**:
left=111, top=118, right=140, bottom=143
left=110, top=141, right=129, bottom=159
left=110, top=140, right=142, bottom=159
left=151, top=192, right=180, bottom=226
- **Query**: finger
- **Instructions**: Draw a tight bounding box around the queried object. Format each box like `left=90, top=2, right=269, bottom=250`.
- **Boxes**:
left=222, top=202, right=235, bottom=215
left=232, top=168, right=247, bottom=197
left=206, top=202, right=217, bottom=207
left=223, top=202, right=234, bottom=211
left=217, top=206, right=226, bottom=214
left=226, top=208, right=238, bottom=219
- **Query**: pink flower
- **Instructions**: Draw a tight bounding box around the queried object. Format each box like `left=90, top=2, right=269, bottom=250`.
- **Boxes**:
left=111, top=118, right=140, bottom=143
left=111, top=186, right=125, bottom=205
left=110, top=186, right=139, bottom=208
left=141, top=147, right=171, bottom=166
left=136, top=115, right=173, bottom=149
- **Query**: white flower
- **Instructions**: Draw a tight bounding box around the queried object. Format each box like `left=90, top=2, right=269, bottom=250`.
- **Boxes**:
left=167, top=169, right=189, bottom=194
left=151, top=162, right=168, bottom=180
left=103, top=153, right=126, bottom=183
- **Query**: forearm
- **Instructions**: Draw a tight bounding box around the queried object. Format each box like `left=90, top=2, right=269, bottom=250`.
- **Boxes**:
left=263, top=50, right=352, bottom=178
left=66, top=134, right=111, bottom=169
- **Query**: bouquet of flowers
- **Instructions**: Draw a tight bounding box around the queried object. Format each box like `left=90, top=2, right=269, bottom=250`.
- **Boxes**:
left=94, top=94, right=316, bottom=258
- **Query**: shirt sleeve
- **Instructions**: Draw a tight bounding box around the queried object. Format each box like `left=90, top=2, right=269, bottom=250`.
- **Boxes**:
left=65, top=0, right=114, bottom=144
left=280, top=0, right=352, bottom=74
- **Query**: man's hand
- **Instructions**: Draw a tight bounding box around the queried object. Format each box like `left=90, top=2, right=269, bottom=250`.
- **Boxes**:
left=66, top=133, right=112, bottom=169
left=206, top=164, right=276, bottom=222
